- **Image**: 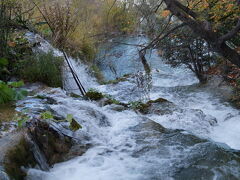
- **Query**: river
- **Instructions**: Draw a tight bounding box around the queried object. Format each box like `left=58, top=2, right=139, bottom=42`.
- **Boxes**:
left=25, top=34, right=240, bottom=180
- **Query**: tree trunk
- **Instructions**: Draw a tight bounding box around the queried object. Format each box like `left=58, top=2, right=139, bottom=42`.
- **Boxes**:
left=139, top=50, right=151, bottom=74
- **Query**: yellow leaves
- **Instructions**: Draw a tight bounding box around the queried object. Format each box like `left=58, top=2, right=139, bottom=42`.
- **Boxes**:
left=161, top=10, right=170, bottom=17
left=183, top=0, right=240, bottom=31
left=226, top=3, right=234, bottom=10
left=7, top=41, right=16, bottom=47
left=202, top=0, right=209, bottom=9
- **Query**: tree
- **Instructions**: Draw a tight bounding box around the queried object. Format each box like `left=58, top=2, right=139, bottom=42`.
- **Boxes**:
left=158, top=0, right=240, bottom=67
left=160, top=27, right=213, bottom=83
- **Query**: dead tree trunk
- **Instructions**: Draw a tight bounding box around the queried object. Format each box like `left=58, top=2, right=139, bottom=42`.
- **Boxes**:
left=139, top=50, right=151, bottom=74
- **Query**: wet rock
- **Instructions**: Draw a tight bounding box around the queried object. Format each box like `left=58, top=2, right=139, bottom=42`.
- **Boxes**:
left=0, top=166, right=9, bottom=180
left=34, top=94, right=58, bottom=105
left=206, top=75, right=233, bottom=100
left=64, top=143, right=91, bottom=161
left=3, top=136, right=37, bottom=180
left=132, top=98, right=175, bottom=115
left=108, top=104, right=128, bottom=112
left=98, top=97, right=127, bottom=108
left=98, top=97, right=112, bottom=106
left=0, top=131, right=26, bottom=165
left=68, top=92, right=83, bottom=99
left=0, top=131, right=30, bottom=179
left=27, top=120, right=73, bottom=166
left=130, top=119, right=240, bottom=179
left=85, top=108, right=110, bottom=127
left=0, top=116, right=88, bottom=179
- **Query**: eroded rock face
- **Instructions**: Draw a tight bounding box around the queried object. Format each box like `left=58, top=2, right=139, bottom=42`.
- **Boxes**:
left=133, top=98, right=175, bottom=115
left=27, top=119, right=73, bottom=166
left=0, top=118, right=89, bottom=180
left=130, top=120, right=240, bottom=180
left=0, top=166, right=9, bottom=180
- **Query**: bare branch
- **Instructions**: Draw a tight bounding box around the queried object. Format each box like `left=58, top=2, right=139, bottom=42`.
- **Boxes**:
left=219, top=19, right=240, bottom=43
left=141, top=23, right=186, bottom=52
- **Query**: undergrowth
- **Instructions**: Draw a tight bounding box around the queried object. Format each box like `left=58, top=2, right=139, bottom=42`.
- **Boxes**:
left=18, top=52, right=63, bottom=88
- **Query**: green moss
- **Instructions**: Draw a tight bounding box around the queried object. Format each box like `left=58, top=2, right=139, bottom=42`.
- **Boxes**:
left=129, top=98, right=170, bottom=114
left=129, top=101, right=150, bottom=114
left=85, top=89, right=104, bottom=101
left=69, top=93, right=82, bottom=98
left=147, top=98, right=169, bottom=104
left=35, top=95, right=46, bottom=99
left=102, top=94, right=126, bottom=106
left=4, top=138, right=36, bottom=180
left=102, top=74, right=130, bottom=85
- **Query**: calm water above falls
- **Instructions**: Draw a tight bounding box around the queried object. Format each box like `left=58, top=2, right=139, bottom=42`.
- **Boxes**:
left=26, top=35, right=240, bottom=180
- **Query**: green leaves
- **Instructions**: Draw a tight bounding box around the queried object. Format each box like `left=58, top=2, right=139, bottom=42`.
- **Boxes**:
left=12, top=112, right=30, bottom=128
left=41, top=111, right=54, bottom=120
left=17, top=115, right=29, bottom=128
left=8, top=81, right=24, bottom=88
left=0, top=58, right=8, bottom=67
left=40, top=112, right=82, bottom=132
left=0, top=81, right=27, bottom=104
left=0, top=82, right=14, bottom=104
left=66, top=114, right=82, bottom=132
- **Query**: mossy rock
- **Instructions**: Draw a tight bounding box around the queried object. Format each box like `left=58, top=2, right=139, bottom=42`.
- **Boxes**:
left=28, top=120, right=72, bottom=166
left=102, top=77, right=126, bottom=85
left=4, top=138, right=36, bottom=180
left=130, top=98, right=171, bottom=114
left=136, top=103, right=151, bottom=114
left=85, top=90, right=104, bottom=101
left=147, top=98, right=169, bottom=104
left=69, top=93, right=82, bottom=98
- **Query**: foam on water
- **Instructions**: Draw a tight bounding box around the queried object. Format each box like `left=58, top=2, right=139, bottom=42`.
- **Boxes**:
left=25, top=88, right=240, bottom=180
left=25, top=34, right=240, bottom=180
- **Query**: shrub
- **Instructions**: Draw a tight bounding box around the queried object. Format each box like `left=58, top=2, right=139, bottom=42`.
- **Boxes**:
left=0, top=57, right=10, bottom=81
left=0, top=80, right=27, bottom=104
left=103, top=0, right=137, bottom=34
left=19, top=52, right=63, bottom=87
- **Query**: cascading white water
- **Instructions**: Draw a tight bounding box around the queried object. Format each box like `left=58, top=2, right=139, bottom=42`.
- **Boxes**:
left=97, top=36, right=240, bottom=150
left=24, top=34, right=240, bottom=180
